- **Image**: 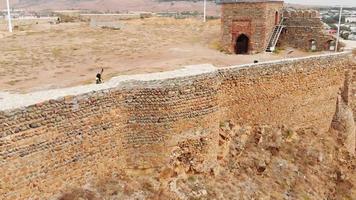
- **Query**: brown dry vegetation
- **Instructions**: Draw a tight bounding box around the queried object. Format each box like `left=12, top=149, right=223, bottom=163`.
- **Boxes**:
left=0, top=18, right=320, bottom=93
left=0, top=0, right=221, bottom=14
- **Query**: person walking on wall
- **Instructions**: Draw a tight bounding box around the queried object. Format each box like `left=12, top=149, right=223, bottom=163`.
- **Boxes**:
left=96, top=68, right=104, bottom=84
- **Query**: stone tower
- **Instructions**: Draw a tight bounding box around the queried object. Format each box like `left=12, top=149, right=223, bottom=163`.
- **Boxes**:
left=219, top=0, right=284, bottom=54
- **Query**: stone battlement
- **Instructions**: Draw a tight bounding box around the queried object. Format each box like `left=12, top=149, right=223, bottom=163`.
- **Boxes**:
left=278, top=9, right=335, bottom=51
left=283, top=10, right=320, bottom=19
left=0, top=52, right=354, bottom=199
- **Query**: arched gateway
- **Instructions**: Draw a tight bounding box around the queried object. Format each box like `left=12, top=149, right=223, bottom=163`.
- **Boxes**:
left=235, top=34, right=249, bottom=54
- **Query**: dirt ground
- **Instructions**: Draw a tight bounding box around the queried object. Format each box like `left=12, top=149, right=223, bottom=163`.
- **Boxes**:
left=0, top=18, right=326, bottom=93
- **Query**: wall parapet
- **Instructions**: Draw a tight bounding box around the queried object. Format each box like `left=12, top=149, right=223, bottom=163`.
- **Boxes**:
left=283, top=10, right=320, bottom=19
left=0, top=52, right=350, bottom=112
left=0, top=64, right=216, bottom=112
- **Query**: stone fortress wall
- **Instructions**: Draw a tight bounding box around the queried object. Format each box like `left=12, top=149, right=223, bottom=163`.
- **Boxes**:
left=278, top=10, right=335, bottom=51
left=81, top=13, right=153, bottom=29
left=0, top=52, right=354, bottom=199
left=80, top=13, right=153, bottom=22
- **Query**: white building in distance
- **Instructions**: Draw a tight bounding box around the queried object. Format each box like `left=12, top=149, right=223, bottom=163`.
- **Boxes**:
left=345, top=17, right=356, bottom=23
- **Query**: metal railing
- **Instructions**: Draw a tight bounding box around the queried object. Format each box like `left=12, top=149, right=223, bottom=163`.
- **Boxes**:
left=265, top=17, right=285, bottom=52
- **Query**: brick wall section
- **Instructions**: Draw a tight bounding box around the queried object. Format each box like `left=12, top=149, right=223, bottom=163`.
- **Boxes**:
left=219, top=55, right=351, bottom=132
left=220, top=2, right=283, bottom=54
left=0, top=72, right=221, bottom=199
left=0, top=90, right=127, bottom=199
left=120, top=74, right=220, bottom=170
left=0, top=53, right=354, bottom=199
left=278, top=10, right=335, bottom=51
left=264, top=3, right=285, bottom=48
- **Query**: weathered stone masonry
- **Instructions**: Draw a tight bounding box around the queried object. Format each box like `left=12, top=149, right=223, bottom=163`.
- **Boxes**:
left=278, top=10, right=335, bottom=51
left=0, top=53, right=354, bottom=199
left=220, top=0, right=284, bottom=54
left=220, top=0, right=335, bottom=54
left=219, top=54, right=351, bottom=130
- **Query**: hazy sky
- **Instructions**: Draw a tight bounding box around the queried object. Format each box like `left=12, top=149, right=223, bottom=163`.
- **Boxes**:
left=286, top=0, right=356, bottom=6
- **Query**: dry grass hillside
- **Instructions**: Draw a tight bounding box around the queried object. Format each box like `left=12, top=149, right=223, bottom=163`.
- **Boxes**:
left=0, top=17, right=318, bottom=92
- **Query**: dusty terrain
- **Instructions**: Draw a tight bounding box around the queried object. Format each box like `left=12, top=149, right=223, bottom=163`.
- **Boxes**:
left=0, top=0, right=314, bottom=12
left=0, top=18, right=323, bottom=93
left=0, top=0, right=220, bottom=14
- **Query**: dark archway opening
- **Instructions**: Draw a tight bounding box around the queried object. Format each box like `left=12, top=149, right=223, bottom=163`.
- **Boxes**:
left=309, top=39, right=317, bottom=51
left=275, top=11, right=279, bottom=25
left=326, top=40, right=335, bottom=51
left=235, top=34, right=249, bottom=54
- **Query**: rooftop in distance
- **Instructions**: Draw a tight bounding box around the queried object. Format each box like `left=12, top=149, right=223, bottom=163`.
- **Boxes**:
left=216, top=0, right=284, bottom=4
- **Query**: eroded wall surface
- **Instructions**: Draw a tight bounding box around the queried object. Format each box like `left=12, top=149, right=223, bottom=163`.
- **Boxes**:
left=219, top=54, right=350, bottom=131
left=0, top=53, right=353, bottom=199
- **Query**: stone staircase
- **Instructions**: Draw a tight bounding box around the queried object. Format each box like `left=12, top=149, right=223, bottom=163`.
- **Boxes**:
left=266, top=18, right=285, bottom=52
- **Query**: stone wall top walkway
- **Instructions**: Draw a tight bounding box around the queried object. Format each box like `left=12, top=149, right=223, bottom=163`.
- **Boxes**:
left=0, top=52, right=351, bottom=112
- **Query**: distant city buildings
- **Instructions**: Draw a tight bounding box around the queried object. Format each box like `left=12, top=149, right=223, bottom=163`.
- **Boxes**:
left=320, top=7, right=356, bottom=41
left=346, top=17, right=356, bottom=23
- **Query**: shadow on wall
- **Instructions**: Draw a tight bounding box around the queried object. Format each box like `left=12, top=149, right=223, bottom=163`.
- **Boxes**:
left=331, top=72, right=356, bottom=155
